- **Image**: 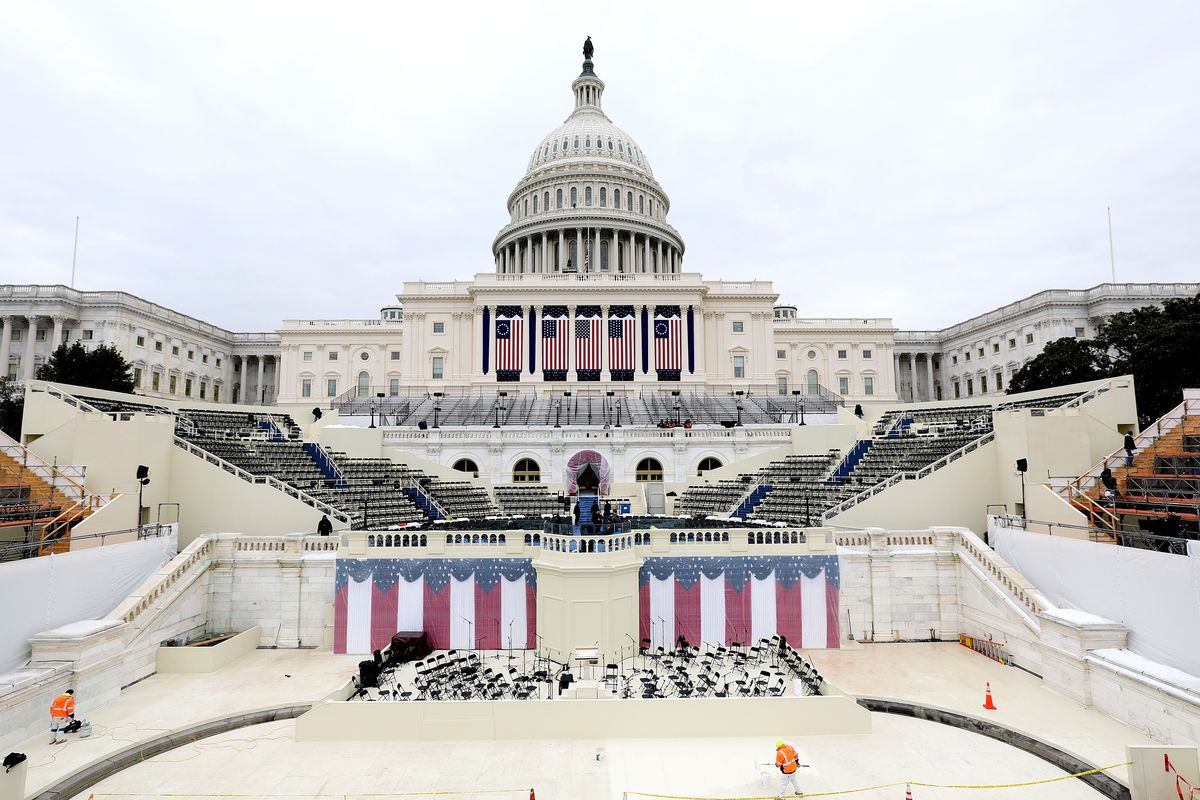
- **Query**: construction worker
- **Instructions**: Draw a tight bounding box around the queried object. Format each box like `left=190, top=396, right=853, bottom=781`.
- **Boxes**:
left=49, top=689, right=75, bottom=744
left=775, top=739, right=803, bottom=797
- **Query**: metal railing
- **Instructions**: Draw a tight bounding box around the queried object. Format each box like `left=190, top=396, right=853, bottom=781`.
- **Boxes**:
left=992, top=514, right=1197, bottom=556
left=0, top=429, right=90, bottom=502
left=0, top=522, right=172, bottom=560
left=822, top=433, right=996, bottom=519
left=172, top=436, right=352, bottom=524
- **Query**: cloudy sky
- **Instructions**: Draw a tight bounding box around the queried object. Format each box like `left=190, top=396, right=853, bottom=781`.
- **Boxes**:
left=2, top=1, right=1197, bottom=333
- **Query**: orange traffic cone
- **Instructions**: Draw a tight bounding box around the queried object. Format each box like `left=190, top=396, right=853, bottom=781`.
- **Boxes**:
left=982, top=681, right=997, bottom=710
left=905, top=784, right=913, bottom=799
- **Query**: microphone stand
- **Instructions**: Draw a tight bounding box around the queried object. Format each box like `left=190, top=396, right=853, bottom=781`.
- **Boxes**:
left=461, top=617, right=474, bottom=658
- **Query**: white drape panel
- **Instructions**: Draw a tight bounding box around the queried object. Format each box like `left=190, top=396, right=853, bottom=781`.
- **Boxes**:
left=397, top=577, right=424, bottom=632
left=700, top=574, right=726, bottom=646
left=500, top=576, right=527, bottom=649
left=649, top=575, right=675, bottom=650
left=450, top=576, right=476, bottom=650
left=346, top=576, right=373, bottom=654
left=991, top=522, right=1200, bottom=677
left=751, top=572, right=777, bottom=643
left=800, top=568, right=828, bottom=649
left=0, top=531, right=177, bottom=672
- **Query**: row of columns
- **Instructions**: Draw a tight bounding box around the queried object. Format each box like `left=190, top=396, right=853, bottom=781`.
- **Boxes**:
left=0, top=315, right=69, bottom=380
left=495, top=228, right=681, bottom=275
left=894, top=352, right=938, bottom=402
left=234, top=354, right=277, bottom=405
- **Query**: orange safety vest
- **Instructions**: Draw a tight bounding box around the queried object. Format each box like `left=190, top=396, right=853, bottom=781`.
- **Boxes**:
left=50, top=693, right=75, bottom=717
left=776, top=744, right=799, bottom=774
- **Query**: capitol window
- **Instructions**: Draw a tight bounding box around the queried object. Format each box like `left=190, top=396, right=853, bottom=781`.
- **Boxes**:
left=993, top=343, right=1000, bottom=353
left=614, top=188, right=621, bottom=209
left=1009, top=338, right=1016, bottom=349
left=327, top=378, right=337, bottom=397
left=618, top=141, right=624, bottom=153
left=389, top=379, right=400, bottom=397
left=838, top=376, right=849, bottom=395
left=777, top=349, right=786, bottom=359
left=732, top=321, right=744, bottom=333
left=1025, top=333, right=1034, bottom=344
left=981, top=375, right=988, bottom=393
left=556, top=189, right=563, bottom=209
left=301, top=379, right=311, bottom=398
left=627, top=191, right=633, bottom=210
left=303, top=351, right=312, bottom=362
left=864, top=377, right=874, bottom=396
left=807, top=350, right=816, bottom=359
left=553, top=141, right=558, bottom=152
left=359, top=351, right=370, bottom=361
left=533, top=196, right=538, bottom=213
left=524, top=199, right=528, bottom=216
left=82, top=330, right=93, bottom=341
left=187, top=350, right=194, bottom=360
left=636, top=457, right=664, bottom=482
left=433, top=322, right=445, bottom=334
left=574, top=137, right=580, bottom=149
left=585, top=187, right=592, bottom=206
left=390, top=351, right=400, bottom=360
left=570, top=187, right=577, bottom=206
left=216, top=357, right=222, bottom=368
left=155, top=341, right=163, bottom=352
left=639, top=195, right=644, bottom=214
left=585, top=137, right=591, bottom=148
left=136, top=335, right=145, bottom=347
left=599, top=187, right=606, bottom=207
left=862, top=349, right=872, bottom=359
left=329, top=351, right=338, bottom=361
left=202, top=354, right=208, bottom=364
left=544, top=191, right=550, bottom=209
left=172, top=345, right=179, bottom=356
left=733, top=355, right=745, bottom=378
left=431, top=357, right=444, bottom=379
left=133, top=368, right=142, bottom=388
left=837, top=349, right=847, bottom=359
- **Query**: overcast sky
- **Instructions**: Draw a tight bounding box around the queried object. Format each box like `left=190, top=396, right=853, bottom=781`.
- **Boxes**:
left=2, top=1, right=1197, bottom=333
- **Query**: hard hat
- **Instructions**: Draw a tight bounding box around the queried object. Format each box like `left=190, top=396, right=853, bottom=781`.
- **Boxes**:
left=775, top=739, right=785, bottom=748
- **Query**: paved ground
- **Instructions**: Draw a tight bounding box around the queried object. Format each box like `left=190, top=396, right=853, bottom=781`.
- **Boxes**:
left=11, top=644, right=1157, bottom=800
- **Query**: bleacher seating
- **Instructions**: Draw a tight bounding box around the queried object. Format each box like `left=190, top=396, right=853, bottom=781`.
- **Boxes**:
left=494, top=484, right=563, bottom=516
left=341, top=389, right=842, bottom=427
left=676, top=479, right=751, bottom=517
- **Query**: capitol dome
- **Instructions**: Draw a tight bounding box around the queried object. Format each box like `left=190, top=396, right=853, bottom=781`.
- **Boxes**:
left=492, top=41, right=684, bottom=277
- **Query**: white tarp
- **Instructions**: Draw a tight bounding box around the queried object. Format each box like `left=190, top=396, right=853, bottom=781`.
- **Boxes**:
left=989, top=522, right=1200, bottom=678
left=0, top=530, right=178, bottom=672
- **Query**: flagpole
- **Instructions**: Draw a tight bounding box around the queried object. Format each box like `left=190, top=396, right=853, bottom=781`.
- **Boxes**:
left=70, top=216, right=79, bottom=288
left=1106, top=206, right=1116, bottom=283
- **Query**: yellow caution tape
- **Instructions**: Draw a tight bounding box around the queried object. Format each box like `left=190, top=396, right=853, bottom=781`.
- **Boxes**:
left=625, top=761, right=1133, bottom=799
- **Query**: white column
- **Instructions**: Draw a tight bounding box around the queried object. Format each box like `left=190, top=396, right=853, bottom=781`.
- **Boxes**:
left=0, top=317, right=11, bottom=379
left=575, top=227, right=582, bottom=270
left=22, top=316, right=38, bottom=380
left=51, top=316, right=65, bottom=351
left=924, top=355, right=935, bottom=402
left=893, top=352, right=902, bottom=401
left=256, top=356, right=265, bottom=404
left=541, top=232, right=548, bottom=274
left=642, top=235, right=650, bottom=274
left=656, top=239, right=663, bottom=274
left=526, top=234, right=533, bottom=273
left=594, top=227, right=601, bottom=271
left=567, top=304, right=576, bottom=377
left=556, top=232, right=563, bottom=272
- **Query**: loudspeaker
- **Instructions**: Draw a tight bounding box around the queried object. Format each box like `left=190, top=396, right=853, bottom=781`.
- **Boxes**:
left=417, top=420, right=428, bottom=430
left=1015, top=458, right=1028, bottom=473
left=721, top=420, right=736, bottom=429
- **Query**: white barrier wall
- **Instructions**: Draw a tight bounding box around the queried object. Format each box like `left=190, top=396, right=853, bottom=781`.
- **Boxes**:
left=989, top=522, right=1200, bottom=678
left=0, top=529, right=177, bottom=672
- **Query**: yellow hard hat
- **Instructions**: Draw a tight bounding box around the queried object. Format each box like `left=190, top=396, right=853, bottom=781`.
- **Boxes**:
left=775, top=739, right=785, bottom=748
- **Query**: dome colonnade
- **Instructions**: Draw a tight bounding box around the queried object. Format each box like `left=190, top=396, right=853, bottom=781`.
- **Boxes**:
left=492, top=48, right=684, bottom=277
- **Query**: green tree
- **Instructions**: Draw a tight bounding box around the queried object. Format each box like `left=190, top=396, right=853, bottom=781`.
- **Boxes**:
left=1099, top=293, right=1200, bottom=422
left=1006, top=337, right=1110, bottom=395
left=1007, top=293, right=1200, bottom=424
left=0, top=377, right=23, bottom=440
left=35, top=342, right=135, bottom=393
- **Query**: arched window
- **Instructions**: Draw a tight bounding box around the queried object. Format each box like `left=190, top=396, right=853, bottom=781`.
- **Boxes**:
left=523, top=199, right=528, bottom=216
left=608, top=138, right=613, bottom=150
left=544, top=191, right=550, bottom=210
left=556, top=189, right=563, bottom=209
left=533, top=195, right=538, bottom=213
left=513, top=458, right=541, bottom=483
left=599, top=187, right=606, bottom=207
left=614, top=188, right=621, bottom=209
left=639, top=195, right=645, bottom=214
left=807, top=369, right=820, bottom=393
left=600, top=240, right=609, bottom=270
left=627, top=192, right=633, bottom=211
left=636, top=457, right=664, bottom=482
left=553, top=141, right=558, bottom=153
left=574, top=137, right=580, bottom=149
left=585, top=136, right=591, bottom=148
left=697, top=456, right=723, bottom=476
left=584, top=186, right=592, bottom=206
left=357, top=371, right=370, bottom=395
left=570, top=187, right=577, bottom=206
left=568, top=240, right=578, bottom=269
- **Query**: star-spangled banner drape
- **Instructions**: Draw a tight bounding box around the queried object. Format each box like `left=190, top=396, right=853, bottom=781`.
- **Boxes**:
left=639, top=555, right=840, bottom=650
left=334, top=558, right=537, bottom=654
